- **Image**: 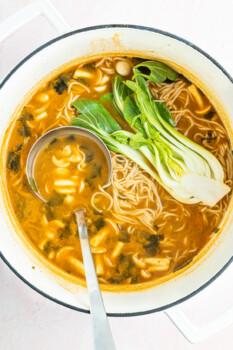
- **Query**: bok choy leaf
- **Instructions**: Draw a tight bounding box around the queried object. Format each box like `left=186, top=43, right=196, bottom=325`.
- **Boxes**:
left=72, top=99, right=162, bottom=183
left=113, top=75, right=131, bottom=114
left=132, top=61, right=178, bottom=83
left=72, top=99, right=121, bottom=134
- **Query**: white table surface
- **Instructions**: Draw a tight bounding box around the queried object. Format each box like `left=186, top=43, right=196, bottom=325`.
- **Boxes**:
left=0, top=0, right=232, bottom=349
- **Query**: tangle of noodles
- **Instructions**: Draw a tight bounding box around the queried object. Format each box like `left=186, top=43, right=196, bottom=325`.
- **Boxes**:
left=92, top=152, right=162, bottom=231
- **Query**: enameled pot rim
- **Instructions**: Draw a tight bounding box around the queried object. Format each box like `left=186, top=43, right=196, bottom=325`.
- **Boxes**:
left=0, top=24, right=232, bottom=317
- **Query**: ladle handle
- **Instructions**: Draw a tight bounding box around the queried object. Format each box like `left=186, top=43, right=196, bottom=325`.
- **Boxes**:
left=75, top=209, right=116, bottom=350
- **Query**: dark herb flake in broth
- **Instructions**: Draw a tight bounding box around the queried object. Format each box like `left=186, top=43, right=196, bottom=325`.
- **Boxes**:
left=66, top=134, right=76, bottom=142
left=18, top=113, right=33, bottom=122
left=44, top=204, right=55, bottom=221
left=18, top=121, right=31, bottom=137
left=7, top=151, right=20, bottom=173
left=94, top=216, right=105, bottom=231
left=143, top=234, right=164, bottom=257
left=204, top=110, right=215, bottom=120
left=53, top=75, right=70, bottom=95
left=117, top=224, right=130, bottom=243
left=58, top=221, right=72, bottom=239
left=47, top=191, right=64, bottom=206
left=83, top=62, right=96, bottom=71
left=15, top=144, right=23, bottom=152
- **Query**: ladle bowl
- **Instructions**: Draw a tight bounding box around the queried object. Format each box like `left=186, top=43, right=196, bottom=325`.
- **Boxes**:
left=26, top=126, right=112, bottom=200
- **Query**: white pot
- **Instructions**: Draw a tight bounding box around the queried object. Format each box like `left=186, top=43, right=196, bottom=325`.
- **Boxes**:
left=0, top=22, right=232, bottom=318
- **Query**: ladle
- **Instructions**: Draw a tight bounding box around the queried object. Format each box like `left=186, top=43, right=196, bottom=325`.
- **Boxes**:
left=26, top=126, right=116, bottom=350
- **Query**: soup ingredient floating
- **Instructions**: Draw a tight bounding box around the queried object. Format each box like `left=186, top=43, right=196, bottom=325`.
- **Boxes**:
left=72, top=61, right=230, bottom=206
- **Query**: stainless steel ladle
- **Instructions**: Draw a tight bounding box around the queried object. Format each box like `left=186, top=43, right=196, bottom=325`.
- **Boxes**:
left=26, top=126, right=116, bottom=350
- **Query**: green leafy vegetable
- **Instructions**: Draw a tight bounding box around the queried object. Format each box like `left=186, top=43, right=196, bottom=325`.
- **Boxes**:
left=72, top=99, right=162, bottom=183
left=47, top=191, right=64, bottom=206
left=94, top=217, right=105, bottom=231
left=44, top=204, right=55, bottom=221
left=122, top=71, right=229, bottom=205
left=73, top=99, right=121, bottom=135
left=113, top=76, right=147, bottom=136
left=123, top=95, right=146, bottom=136
left=58, top=221, right=72, bottom=239
left=133, top=61, right=178, bottom=83
left=66, top=135, right=76, bottom=142
left=43, top=241, right=60, bottom=254
left=7, top=151, right=20, bottom=173
left=117, top=224, right=130, bottom=243
left=17, top=113, right=32, bottom=138
left=99, top=92, right=114, bottom=107
left=155, top=102, right=176, bottom=127
left=49, top=138, right=58, bottom=145
left=72, top=59, right=230, bottom=207
left=113, top=75, right=131, bottom=114
left=83, top=62, right=96, bottom=71
left=15, top=144, right=23, bottom=152
left=143, top=234, right=163, bottom=257
left=14, top=194, right=26, bottom=221
left=18, top=122, right=31, bottom=137
left=53, top=75, right=70, bottom=95
left=29, top=177, right=38, bottom=193
left=213, top=227, right=220, bottom=234
left=18, top=113, right=33, bottom=122
left=107, top=254, right=139, bottom=284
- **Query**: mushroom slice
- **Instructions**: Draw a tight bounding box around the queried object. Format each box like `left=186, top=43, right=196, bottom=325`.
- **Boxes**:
left=69, top=257, right=85, bottom=276
left=94, top=255, right=104, bottom=276
left=35, top=111, right=47, bottom=120
left=54, top=179, right=77, bottom=187
left=132, top=254, right=146, bottom=269
left=195, top=105, right=212, bottom=115
left=146, top=257, right=170, bottom=272
left=56, top=246, right=74, bottom=261
left=52, top=155, right=70, bottom=168
left=91, top=246, right=107, bottom=253
left=55, top=168, right=69, bottom=175
left=140, top=269, right=152, bottom=279
left=111, top=242, right=124, bottom=259
left=73, top=69, right=92, bottom=79
left=56, top=188, right=76, bottom=194
left=188, top=85, right=204, bottom=108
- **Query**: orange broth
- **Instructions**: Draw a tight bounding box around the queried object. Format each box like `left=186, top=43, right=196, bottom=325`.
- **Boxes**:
left=5, top=56, right=232, bottom=286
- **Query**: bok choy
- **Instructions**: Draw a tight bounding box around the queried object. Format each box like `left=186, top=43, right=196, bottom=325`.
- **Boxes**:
left=114, top=72, right=230, bottom=205
left=132, top=60, right=178, bottom=83
left=72, top=60, right=230, bottom=206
